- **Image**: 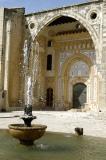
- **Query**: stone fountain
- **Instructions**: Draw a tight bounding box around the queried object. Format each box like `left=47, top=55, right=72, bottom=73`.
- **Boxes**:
left=8, top=105, right=47, bottom=145
left=8, top=39, right=47, bottom=145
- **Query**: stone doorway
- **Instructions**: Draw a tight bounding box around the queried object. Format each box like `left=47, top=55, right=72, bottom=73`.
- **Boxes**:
left=73, top=83, right=87, bottom=109
left=46, top=88, right=53, bottom=107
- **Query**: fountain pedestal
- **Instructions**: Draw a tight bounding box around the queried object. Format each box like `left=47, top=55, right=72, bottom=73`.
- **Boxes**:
left=21, top=115, right=36, bottom=127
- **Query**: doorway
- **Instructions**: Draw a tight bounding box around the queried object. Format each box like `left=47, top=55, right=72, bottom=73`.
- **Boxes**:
left=46, top=88, right=53, bottom=107
left=73, top=83, right=87, bottom=108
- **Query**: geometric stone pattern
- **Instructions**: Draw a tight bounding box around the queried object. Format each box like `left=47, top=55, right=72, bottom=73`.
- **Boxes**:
left=69, top=61, right=89, bottom=77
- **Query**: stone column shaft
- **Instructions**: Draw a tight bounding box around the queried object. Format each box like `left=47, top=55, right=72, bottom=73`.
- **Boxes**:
left=0, top=9, right=4, bottom=91
left=4, top=20, right=11, bottom=108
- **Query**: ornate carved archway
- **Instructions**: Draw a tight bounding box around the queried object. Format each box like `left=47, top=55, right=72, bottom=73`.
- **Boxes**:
left=33, top=12, right=98, bottom=52
left=59, top=53, right=95, bottom=109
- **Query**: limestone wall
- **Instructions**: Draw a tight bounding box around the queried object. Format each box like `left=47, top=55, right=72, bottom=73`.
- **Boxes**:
left=3, top=8, right=25, bottom=109
left=101, top=1, right=106, bottom=108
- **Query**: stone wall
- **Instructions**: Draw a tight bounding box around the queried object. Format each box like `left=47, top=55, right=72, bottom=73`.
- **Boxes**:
left=3, top=8, right=25, bottom=109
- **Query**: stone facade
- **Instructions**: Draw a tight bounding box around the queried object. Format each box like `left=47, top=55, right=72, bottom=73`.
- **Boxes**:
left=0, top=0, right=106, bottom=111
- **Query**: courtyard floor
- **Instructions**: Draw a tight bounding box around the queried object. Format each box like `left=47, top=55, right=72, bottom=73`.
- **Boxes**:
left=0, top=109, right=106, bottom=138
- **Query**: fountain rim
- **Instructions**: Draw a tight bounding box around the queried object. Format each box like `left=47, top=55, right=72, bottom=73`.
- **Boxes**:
left=20, top=115, right=37, bottom=118
left=8, top=124, right=47, bottom=130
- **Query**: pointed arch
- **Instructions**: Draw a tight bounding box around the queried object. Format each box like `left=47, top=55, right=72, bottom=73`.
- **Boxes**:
left=34, top=12, right=98, bottom=51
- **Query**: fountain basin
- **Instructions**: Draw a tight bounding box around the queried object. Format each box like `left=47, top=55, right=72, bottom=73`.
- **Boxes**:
left=8, top=124, right=47, bottom=145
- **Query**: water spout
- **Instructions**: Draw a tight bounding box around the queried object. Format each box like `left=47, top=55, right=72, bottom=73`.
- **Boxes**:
left=22, top=38, right=39, bottom=126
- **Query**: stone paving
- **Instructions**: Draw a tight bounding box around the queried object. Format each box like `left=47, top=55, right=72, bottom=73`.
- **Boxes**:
left=0, top=109, right=106, bottom=138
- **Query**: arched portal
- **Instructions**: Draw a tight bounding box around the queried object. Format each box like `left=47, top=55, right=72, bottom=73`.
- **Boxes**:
left=62, top=56, right=91, bottom=110
left=32, top=14, right=98, bottom=111
left=73, top=83, right=87, bottom=109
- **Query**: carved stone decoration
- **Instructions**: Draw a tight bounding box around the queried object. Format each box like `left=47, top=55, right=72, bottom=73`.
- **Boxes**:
left=81, top=50, right=96, bottom=63
left=60, top=51, right=73, bottom=63
left=59, top=51, right=74, bottom=75
left=69, top=61, right=89, bottom=77
left=86, top=8, right=100, bottom=25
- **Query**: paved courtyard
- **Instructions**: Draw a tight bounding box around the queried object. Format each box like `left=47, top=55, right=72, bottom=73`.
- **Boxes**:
left=0, top=109, right=106, bottom=138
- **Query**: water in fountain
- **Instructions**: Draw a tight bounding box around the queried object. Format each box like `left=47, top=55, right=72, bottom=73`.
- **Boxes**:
left=26, top=76, right=32, bottom=106
left=23, top=39, right=32, bottom=107
left=24, top=39, right=39, bottom=105
left=8, top=38, right=47, bottom=145
left=21, top=39, right=40, bottom=125
left=31, top=41, right=39, bottom=85
left=22, top=39, right=40, bottom=126
left=31, top=41, right=40, bottom=106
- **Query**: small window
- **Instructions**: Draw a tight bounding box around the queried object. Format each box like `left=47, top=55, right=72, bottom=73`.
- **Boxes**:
left=47, top=55, right=52, bottom=70
left=48, top=40, right=52, bottom=47
left=30, top=23, right=35, bottom=29
left=90, top=12, right=97, bottom=20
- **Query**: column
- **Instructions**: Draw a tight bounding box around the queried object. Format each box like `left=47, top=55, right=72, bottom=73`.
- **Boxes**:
left=4, top=20, right=11, bottom=109
left=87, top=80, right=90, bottom=105
left=0, top=9, right=4, bottom=110
left=57, top=77, right=63, bottom=109
left=68, top=79, right=72, bottom=108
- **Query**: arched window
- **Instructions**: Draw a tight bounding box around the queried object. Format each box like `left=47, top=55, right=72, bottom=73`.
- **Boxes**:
left=48, top=40, right=52, bottom=47
left=46, top=88, right=53, bottom=107
left=47, top=54, right=52, bottom=70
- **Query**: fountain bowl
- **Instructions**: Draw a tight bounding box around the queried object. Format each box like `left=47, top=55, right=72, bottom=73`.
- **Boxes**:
left=8, top=124, right=47, bottom=145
